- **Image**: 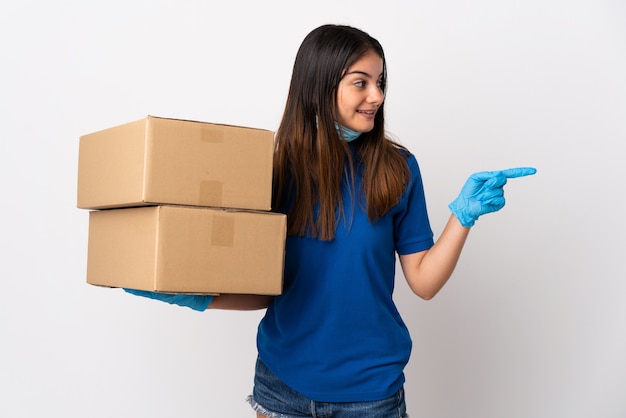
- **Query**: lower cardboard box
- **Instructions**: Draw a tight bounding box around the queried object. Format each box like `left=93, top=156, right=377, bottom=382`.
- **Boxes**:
left=86, top=205, right=286, bottom=295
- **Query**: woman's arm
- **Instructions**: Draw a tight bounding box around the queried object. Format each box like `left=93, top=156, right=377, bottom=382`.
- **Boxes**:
left=123, top=290, right=273, bottom=311
left=399, top=166, right=536, bottom=300
left=207, top=294, right=274, bottom=310
left=399, top=214, right=469, bottom=300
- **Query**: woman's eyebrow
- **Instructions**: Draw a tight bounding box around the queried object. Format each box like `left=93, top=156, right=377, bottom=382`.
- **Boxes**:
left=344, top=70, right=382, bottom=79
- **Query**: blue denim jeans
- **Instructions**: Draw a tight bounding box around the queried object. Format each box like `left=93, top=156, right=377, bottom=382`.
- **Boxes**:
left=247, top=357, right=409, bottom=418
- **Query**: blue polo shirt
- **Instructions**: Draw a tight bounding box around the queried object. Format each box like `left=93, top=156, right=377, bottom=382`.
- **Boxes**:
left=257, top=151, right=434, bottom=402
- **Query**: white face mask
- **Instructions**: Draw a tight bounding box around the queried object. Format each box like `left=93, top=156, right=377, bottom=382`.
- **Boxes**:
left=335, top=122, right=362, bottom=142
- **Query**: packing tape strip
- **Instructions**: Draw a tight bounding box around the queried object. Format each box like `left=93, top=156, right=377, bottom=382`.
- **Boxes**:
left=199, top=180, right=223, bottom=206
left=198, top=124, right=225, bottom=205
left=211, top=212, right=235, bottom=247
left=200, top=124, right=225, bottom=143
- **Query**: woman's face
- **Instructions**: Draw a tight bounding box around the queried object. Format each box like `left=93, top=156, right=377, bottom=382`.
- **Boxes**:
left=335, top=50, right=385, bottom=133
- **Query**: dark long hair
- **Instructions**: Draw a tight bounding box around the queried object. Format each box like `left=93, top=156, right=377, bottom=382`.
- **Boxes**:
left=273, top=24, right=410, bottom=240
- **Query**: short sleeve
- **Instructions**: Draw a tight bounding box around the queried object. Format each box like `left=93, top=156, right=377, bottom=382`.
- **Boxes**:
left=394, top=154, right=434, bottom=255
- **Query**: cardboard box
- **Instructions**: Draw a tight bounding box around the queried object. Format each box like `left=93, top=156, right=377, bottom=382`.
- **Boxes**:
left=77, top=116, right=275, bottom=211
left=86, top=205, right=285, bottom=295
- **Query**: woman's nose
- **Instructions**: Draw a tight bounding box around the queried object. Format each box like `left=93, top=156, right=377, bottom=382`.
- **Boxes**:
left=368, top=86, right=384, bottom=104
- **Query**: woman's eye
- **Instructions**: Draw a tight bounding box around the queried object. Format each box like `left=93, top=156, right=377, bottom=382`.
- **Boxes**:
left=354, top=80, right=365, bottom=88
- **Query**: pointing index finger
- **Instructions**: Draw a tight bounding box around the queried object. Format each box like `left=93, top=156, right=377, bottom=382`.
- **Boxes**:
left=498, top=167, right=537, bottom=179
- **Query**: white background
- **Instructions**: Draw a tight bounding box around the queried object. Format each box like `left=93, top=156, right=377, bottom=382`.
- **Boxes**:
left=1, top=1, right=625, bottom=417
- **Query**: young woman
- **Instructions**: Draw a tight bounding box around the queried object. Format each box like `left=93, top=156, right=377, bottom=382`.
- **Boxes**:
left=126, top=24, right=535, bottom=417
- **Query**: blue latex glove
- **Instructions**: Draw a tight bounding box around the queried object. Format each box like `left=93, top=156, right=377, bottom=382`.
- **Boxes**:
left=123, top=289, right=214, bottom=311
left=449, top=167, right=536, bottom=227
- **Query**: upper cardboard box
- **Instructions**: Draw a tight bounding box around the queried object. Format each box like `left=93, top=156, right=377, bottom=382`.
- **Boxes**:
left=77, top=116, right=275, bottom=211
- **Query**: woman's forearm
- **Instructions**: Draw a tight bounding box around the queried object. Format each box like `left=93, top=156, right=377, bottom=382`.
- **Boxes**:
left=399, top=214, right=470, bottom=300
left=207, top=294, right=274, bottom=310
